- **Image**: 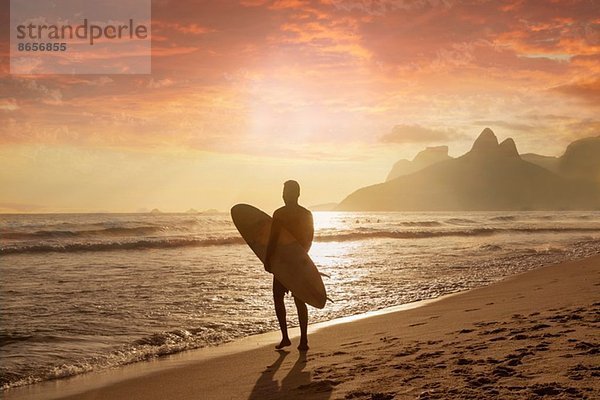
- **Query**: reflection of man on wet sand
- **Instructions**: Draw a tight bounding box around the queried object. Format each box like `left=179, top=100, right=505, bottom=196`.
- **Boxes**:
left=264, top=180, right=314, bottom=351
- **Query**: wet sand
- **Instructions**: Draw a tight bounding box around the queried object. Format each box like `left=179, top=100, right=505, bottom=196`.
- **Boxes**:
left=6, top=255, right=600, bottom=400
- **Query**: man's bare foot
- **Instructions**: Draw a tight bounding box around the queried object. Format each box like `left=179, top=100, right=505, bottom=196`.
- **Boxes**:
left=275, top=338, right=291, bottom=349
left=297, top=341, right=309, bottom=351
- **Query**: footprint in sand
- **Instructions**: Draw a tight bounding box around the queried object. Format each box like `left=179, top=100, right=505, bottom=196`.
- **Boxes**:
left=559, top=329, right=576, bottom=334
left=530, top=383, right=582, bottom=397
left=542, top=332, right=561, bottom=338
left=395, top=346, right=420, bottom=357
left=510, top=333, right=529, bottom=340
left=566, top=363, right=600, bottom=381
left=535, top=341, right=551, bottom=351
left=466, top=375, right=496, bottom=387
left=402, top=373, right=424, bottom=382
left=480, top=327, right=507, bottom=335
left=574, top=341, right=599, bottom=355
left=492, top=365, right=515, bottom=377
left=455, top=357, right=474, bottom=365
left=503, top=350, right=532, bottom=366
left=465, top=343, right=488, bottom=351
left=451, top=367, right=472, bottom=376
left=296, top=379, right=340, bottom=393
left=530, top=323, right=551, bottom=330
left=344, top=390, right=394, bottom=400
left=474, top=321, right=497, bottom=327
left=393, top=362, right=417, bottom=371
left=331, top=351, right=349, bottom=356
left=415, top=350, right=445, bottom=360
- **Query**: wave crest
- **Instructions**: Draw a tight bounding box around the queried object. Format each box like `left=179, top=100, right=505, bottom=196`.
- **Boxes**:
left=3, top=227, right=600, bottom=255
left=1, top=237, right=244, bottom=255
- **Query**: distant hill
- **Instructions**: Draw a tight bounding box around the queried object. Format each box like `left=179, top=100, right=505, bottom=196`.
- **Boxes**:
left=386, top=146, right=452, bottom=181
left=522, top=136, right=600, bottom=183
left=337, top=128, right=599, bottom=211
left=559, top=136, right=600, bottom=182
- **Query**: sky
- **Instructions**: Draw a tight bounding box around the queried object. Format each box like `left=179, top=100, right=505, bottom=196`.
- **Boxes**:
left=1, top=0, right=599, bottom=213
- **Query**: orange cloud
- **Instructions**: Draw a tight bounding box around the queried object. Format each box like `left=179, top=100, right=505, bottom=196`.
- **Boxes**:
left=153, top=21, right=214, bottom=35
left=1, top=0, right=598, bottom=157
left=0, top=98, right=19, bottom=111
left=551, top=79, right=600, bottom=105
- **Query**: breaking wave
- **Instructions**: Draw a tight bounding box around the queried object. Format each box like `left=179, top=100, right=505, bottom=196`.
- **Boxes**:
left=0, top=237, right=245, bottom=255
left=1, top=225, right=184, bottom=240
left=0, top=325, right=249, bottom=390
left=3, top=227, right=600, bottom=255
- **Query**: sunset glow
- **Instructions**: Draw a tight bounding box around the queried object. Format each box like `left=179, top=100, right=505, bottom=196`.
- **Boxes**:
left=1, top=0, right=598, bottom=212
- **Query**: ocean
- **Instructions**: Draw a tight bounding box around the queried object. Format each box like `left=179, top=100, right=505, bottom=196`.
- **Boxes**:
left=1, top=210, right=599, bottom=390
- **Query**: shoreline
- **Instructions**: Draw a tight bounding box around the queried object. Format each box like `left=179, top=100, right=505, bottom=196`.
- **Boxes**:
left=2, top=293, right=460, bottom=400
left=4, top=253, right=599, bottom=400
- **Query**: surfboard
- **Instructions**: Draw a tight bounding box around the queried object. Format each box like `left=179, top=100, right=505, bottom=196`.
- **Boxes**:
left=231, top=203, right=327, bottom=309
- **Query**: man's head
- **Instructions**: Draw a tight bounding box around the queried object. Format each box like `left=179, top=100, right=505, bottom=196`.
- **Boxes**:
left=282, top=180, right=300, bottom=205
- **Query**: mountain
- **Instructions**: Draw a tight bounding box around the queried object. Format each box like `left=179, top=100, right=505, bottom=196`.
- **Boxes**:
left=386, top=146, right=452, bottom=181
left=559, top=136, right=600, bottom=182
left=521, top=154, right=559, bottom=174
left=337, top=128, right=599, bottom=211
left=522, top=136, right=600, bottom=182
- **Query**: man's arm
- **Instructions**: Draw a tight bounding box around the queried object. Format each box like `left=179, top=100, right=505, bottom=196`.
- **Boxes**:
left=264, top=215, right=281, bottom=272
left=306, top=211, right=314, bottom=251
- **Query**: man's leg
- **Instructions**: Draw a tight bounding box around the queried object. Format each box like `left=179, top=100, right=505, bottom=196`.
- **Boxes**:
left=273, top=278, right=291, bottom=349
left=294, top=296, right=309, bottom=351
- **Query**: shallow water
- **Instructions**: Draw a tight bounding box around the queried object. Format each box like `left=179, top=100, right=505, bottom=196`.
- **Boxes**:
left=1, top=211, right=599, bottom=389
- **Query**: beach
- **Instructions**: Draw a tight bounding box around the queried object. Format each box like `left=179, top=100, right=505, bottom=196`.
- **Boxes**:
left=6, top=254, right=599, bottom=400
left=3, top=211, right=598, bottom=391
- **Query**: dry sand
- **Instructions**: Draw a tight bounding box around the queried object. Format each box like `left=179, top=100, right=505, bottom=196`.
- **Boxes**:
left=7, top=255, right=600, bottom=400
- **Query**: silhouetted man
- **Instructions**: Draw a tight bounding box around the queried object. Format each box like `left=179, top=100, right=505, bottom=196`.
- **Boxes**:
left=264, top=180, right=314, bottom=351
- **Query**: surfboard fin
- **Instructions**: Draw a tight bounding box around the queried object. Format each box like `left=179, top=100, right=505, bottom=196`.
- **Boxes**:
left=327, top=296, right=334, bottom=304
left=319, top=272, right=331, bottom=278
